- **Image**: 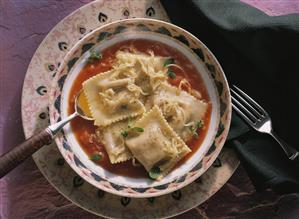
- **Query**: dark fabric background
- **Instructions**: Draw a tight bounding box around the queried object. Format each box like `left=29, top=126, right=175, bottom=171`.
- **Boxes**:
left=162, top=0, right=299, bottom=193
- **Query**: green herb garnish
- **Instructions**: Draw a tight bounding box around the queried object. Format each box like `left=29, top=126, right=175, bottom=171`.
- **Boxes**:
left=131, top=127, right=144, bottom=132
left=121, top=130, right=129, bottom=137
left=88, top=50, right=102, bottom=63
left=164, top=58, right=176, bottom=79
left=148, top=166, right=161, bottom=180
left=90, top=153, right=102, bottom=161
left=164, top=58, right=174, bottom=67
left=121, top=117, right=144, bottom=137
left=189, top=120, right=204, bottom=138
left=167, top=69, right=176, bottom=79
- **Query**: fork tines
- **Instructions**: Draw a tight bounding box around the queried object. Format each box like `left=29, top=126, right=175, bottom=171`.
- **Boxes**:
left=230, top=85, right=268, bottom=125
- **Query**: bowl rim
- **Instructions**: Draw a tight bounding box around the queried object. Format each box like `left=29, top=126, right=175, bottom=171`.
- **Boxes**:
left=49, top=18, right=232, bottom=198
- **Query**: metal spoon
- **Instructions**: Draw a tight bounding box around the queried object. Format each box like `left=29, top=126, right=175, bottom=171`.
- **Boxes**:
left=0, top=90, right=93, bottom=178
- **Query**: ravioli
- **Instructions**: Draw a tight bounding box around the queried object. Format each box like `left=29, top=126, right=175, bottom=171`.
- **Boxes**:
left=95, top=120, right=132, bottom=163
left=146, top=83, right=208, bottom=141
left=83, top=70, right=146, bottom=127
left=125, top=106, right=191, bottom=179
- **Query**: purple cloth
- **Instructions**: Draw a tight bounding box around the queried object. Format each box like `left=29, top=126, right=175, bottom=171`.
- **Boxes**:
left=0, top=1, right=90, bottom=218
left=240, top=0, right=299, bottom=16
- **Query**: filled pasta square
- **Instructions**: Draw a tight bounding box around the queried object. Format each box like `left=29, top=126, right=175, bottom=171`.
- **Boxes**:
left=95, top=119, right=132, bottom=164
left=83, top=70, right=146, bottom=127
left=146, top=83, right=208, bottom=141
left=125, top=106, right=191, bottom=179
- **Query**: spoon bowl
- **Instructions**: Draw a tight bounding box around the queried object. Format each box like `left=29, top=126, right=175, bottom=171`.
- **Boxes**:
left=0, top=89, right=93, bottom=178
left=75, top=89, right=93, bottom=121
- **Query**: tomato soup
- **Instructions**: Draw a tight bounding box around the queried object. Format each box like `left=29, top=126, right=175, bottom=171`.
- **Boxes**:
left=68, top=39, right=211, bottom=178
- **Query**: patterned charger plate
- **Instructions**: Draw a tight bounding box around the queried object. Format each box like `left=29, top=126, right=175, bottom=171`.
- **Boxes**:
left=21, top=0, right=239, bottom=218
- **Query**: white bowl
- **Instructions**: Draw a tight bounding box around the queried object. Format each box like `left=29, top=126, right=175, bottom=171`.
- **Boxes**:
left=49, top=18, right=231, bottom=198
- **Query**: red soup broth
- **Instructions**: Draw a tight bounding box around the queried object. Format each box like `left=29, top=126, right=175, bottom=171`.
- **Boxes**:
left=68, top=39, right=211, bottom=178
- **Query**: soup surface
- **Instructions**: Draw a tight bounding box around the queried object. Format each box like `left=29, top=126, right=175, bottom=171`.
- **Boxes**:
left=68, top=39, right=211, bottom=178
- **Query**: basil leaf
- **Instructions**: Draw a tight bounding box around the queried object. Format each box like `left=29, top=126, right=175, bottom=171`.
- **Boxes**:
left=121, top=130, right=129, bottom=137
left=164, top=58, right=174, bottom=67
left=167, top=69, right=176, bottom=79
left=88, top=50, right=102, bottom=63
left=132, top=127, right=144, bottom=132
left=195, top=120, right=203, bottom=129
left=91, top=153, right=101, bottom=161
left=149, top=166, right=161, bottom=180
left=189, top=120, right=203, bottom=138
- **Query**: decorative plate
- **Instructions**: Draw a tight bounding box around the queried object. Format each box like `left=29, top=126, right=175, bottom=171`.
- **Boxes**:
left=21, top=0, right=239, bottom=217
left=49, top=18, right=231, bottom=198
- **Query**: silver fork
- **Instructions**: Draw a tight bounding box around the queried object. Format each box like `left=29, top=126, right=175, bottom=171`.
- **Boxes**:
left=230, top=85, right=299, bottom=160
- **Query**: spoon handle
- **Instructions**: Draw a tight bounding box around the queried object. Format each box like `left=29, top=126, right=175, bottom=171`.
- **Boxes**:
left=0, top=112, right=78, bottom=178
left=0, top=128, right=53, bottom=178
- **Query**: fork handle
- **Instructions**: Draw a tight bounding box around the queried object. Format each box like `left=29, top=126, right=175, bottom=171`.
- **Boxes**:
left=270, top=131, right=299, bottom=160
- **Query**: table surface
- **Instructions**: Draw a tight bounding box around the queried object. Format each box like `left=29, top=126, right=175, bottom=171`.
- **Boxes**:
left=0, top=1, right=299, bottom=219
